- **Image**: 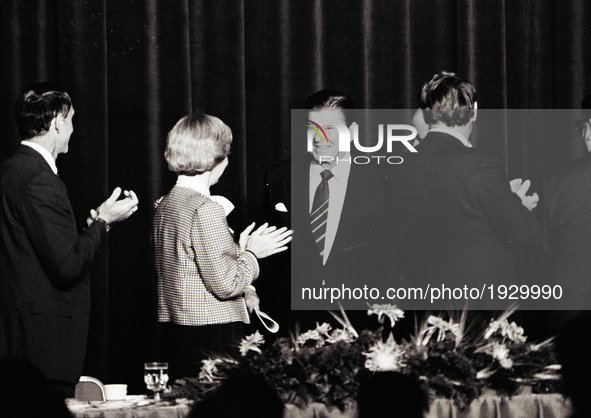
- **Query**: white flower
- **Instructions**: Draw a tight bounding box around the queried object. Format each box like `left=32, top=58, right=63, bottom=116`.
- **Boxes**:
left=491, top=343, right=509, bottom=360
left=363, top=334, right=406, bottom=372
left=476, top=341, right=513, bottom=369
left=297, top=329, right=324, bottom=347
left=296, top=323, right=332, bottom=346
left=484, top=318, right=526, bottom=343
left=314, top=322, right=332, bottom=337
left=367, top=304, right=405, bottom=326
left=326, top=328, right=356, bottom=344
left=198, top=359, right=223, bottom=382
left=239, top=330, right=265, bottom=356
left=502, top=321, right=527, bottom=343
left=419, top=315, right=461, bottom=345
left=499, top=358, right=513, bottom=369
left=485, top=320, right=500, bottom=339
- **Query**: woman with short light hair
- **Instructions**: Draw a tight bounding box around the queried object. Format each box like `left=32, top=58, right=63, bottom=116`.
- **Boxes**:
left=152, top=113, right=291, bottom=380
left=164, top=114, right=232, bottom=175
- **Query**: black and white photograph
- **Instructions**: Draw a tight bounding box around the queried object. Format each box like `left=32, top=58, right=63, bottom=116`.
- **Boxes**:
left=1, top=1, right=589, bottom=417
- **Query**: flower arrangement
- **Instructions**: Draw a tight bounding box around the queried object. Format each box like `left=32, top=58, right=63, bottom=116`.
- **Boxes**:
left=167, top=306, right=561, bottom=410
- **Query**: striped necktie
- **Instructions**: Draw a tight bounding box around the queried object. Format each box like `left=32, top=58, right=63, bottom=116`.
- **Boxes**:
left=310, top=169, right=334, bottom=257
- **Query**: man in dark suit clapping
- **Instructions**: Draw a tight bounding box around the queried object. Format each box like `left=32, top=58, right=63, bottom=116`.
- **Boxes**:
left=0, top=83, right=139, bottom=397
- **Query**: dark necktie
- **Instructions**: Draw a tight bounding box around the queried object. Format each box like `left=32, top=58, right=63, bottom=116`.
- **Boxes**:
left=310, top=170, right=334, bottom=258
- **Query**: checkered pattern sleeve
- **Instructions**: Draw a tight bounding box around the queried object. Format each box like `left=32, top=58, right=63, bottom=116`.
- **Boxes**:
left=192, top=200, right=259, bottom=299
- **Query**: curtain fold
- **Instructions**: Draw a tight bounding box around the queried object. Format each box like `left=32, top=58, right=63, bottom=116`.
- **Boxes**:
left=1, top=0, right=588, bottom=392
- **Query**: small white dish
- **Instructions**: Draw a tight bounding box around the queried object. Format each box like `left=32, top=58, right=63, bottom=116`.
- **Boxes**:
left=104, top=384, right=127, bottom=401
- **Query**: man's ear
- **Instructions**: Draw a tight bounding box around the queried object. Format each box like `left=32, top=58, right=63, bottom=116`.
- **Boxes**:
left=50, top=115, right=61, bottom=134
left=54, top=113, right=67, bottom=133
left=472, top=101, right=478, bottom=122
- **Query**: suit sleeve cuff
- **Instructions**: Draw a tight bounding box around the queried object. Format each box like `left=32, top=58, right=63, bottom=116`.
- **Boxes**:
left=94, top=217, right=110, bottom=232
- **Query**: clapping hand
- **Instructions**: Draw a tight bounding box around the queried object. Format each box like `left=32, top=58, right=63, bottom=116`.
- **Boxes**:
left=88, top=187, right=139, bottom=227
left=510, top=178, right=539, bottom=211
left=239, top=222, right=257, bottom=252
left=239, top=222, right=293, bottom=259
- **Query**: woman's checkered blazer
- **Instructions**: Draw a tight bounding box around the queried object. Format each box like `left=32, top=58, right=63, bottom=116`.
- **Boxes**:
left=152, top=186, right=259, bottom=326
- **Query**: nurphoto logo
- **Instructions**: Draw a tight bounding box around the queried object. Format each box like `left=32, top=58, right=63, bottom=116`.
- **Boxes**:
left=304, top=119, right=418, bottom=165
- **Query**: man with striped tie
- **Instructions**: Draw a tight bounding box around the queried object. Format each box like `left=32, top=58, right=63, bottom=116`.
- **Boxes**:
left=291, top=90, right=389, bottom=316
left=258, top=90, right=389, bottom=331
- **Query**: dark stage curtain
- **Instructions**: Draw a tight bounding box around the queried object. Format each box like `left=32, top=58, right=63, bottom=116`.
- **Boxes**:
left=1, top=0, right=589, bottom=393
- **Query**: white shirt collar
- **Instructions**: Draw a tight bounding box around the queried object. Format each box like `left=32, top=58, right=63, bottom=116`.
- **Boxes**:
left=176, top=175, right=234, bottom=216
left=21, top=141, right=58, bottom=174
left=429, top=127, right=472, bottom=148
left=310, top=152, right=352, bottom=183
left=176, top=174, right=211, bottom=196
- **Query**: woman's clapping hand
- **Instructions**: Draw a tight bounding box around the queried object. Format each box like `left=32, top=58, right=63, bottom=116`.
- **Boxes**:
left=240, top=222, right=293, bottom=259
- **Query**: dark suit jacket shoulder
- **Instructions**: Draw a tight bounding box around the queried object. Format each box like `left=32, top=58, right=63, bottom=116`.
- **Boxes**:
left=386, top=132, right=542, bottom=291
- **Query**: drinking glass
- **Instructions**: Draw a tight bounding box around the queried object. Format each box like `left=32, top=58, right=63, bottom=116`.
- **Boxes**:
left=144, top=362, right=169, bottom=401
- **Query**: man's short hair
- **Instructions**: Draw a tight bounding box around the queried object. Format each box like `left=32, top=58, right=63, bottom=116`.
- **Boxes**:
left=420, top=72, right=477, bottom=127
left=15, top=82, right=72, bottom=140
left=305, top=89, right=355, bottom=124
left=164, top=113, right=232, bottom=176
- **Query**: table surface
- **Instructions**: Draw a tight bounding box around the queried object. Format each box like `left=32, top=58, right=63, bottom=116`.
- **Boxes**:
left=68, top=393, right=573, bottom=418
left=67, top=396, right=192, bottom=418
left=284, top=394, right=573, bottom=418
left=427, top=394, right=572, bottom=418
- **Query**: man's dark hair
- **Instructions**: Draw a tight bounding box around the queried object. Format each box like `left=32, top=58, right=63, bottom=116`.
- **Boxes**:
left=305, top=89, right=355, bottom=124
left=15, top=82, right=72, bottom=140
left=420, top=72, right=477, bottom=127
